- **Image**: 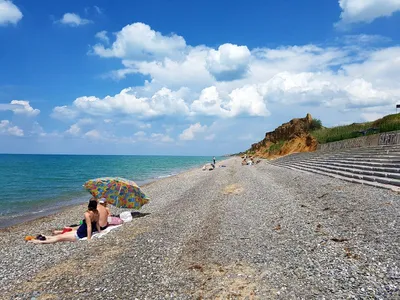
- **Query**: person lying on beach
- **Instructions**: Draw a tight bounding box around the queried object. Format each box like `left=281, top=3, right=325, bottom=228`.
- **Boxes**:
left=97, top=198, right=110, bottom=230
left=29, top=200, right=101, bottom=244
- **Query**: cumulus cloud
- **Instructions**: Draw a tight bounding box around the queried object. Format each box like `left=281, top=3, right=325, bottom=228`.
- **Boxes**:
left=191, top=85, right=270, bottom=117
left=10, top=100, right=40, bottom=116
left=51, top=105, right=79, bottom=120
left=70, top=87, right=189, bottom=118
left=92, top=22, right=186, bottom=60
left=31, top=122, right=47, bottom=137
left=58, top=13, right=92, bottom=27
left=72, top=24, right=400, bottom=121
left=337, top=0, right=400, bottom=25
left=0, top=0, right=22, bottom=26
left=44, top=21, right=399, bottom=145
left=84, top=129, right=101, bottom=140
left=179, top=123, right=207, bottom=141
left=258, top=71, right=397, bottom=109
left=0, top=100, right=40, bottom=116
left=341, top=47, right=400, bottom=88
left=206, top=43, right=251, bottom=81
left=95, top=31, right=109, bottom=44
left=65, top=124, right=81, bottom=136
left=0, top=120, right=23, bottom=136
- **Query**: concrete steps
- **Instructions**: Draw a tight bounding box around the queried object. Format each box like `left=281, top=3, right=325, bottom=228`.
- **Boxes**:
left=269, top=145, right=400, bottom=192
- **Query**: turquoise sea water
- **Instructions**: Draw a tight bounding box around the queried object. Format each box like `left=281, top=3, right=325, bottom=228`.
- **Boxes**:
left=0, top=154, right=219, bottom=228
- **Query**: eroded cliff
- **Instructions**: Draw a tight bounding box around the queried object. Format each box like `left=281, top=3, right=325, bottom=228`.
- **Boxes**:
left=248, top=113, right=318, bottom=159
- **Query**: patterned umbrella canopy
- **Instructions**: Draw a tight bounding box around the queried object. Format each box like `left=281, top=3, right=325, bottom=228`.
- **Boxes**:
left=84, top=177, right=150, bottom=209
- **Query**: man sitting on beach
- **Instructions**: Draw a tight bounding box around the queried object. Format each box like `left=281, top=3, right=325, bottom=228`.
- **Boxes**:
left=97, top=198, right=110, bottom=230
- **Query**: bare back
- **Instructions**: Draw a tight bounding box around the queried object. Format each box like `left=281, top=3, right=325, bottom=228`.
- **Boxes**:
left=97, top=204, right=109, bottom=227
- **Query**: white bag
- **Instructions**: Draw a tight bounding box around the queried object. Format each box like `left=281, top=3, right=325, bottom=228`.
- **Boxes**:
left=120, top=211, right=133, bottom=223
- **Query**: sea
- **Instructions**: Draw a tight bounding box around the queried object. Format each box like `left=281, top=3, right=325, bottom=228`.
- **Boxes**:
left=0, top=154, right=220, bottom=228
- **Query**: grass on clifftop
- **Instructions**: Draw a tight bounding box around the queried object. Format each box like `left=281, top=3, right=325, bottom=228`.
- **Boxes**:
left=311, top=113, right=400, bottom=144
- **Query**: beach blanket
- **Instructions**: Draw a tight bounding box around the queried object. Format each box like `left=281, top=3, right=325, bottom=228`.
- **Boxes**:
left=80, top=225, right=122, bottom=240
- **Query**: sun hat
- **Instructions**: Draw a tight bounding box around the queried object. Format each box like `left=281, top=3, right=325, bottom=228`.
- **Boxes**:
left=99, top=198, right=107, bottom=204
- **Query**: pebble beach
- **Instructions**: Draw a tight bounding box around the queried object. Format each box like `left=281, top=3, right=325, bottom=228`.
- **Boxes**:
left=1, top=157, right=399, bottom=299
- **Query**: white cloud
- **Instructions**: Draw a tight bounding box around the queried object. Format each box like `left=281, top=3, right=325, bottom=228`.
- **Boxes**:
left=71, top=24, right=400, bottom=121
left=51, top=105, right=79, bottom=120
left=31, top=122, right=47, bottom=137
left=258, top=71, right=397, bottom=109
left=337, top=0, right=400, bottom=25
left=206, top=43, right=251, bottom=81
left=179, top=123, right=207, bottom=141
left=118, top=47, right=213, bottom=87
left=133, top=131, right=173, bottom=143
left=84, top=129, right=101, bottom=140
left=95, top=31, right=109, bottom=44
left=0, top=0, right=22, bottom=26
left=151, top=133, right=174, bottom=143
left=344, top=78, right=393, bottom=107
left=341, top=47, right=400, bottom=88
left=341, top=34, right=391, bottom=45
left=10, top=100, right=40, bottom=116
left=58, top=13, right=92, bottom=27
left=92, top=22, right=186, bottom=60
left=134, top=131, right=146, bottom=137
left=65, top=124, right=81, bottom=136
left=69, top=87, right=189, bottom=118
left=0, top=100, right=40, bottom=116
left=139, top=123, right=151, bottom=129
left=0, top=120, right=23, bottom=136
left=191, top=85, right=269, bottom=117
left=361, top=112, right=385, bottom=121
left=77, top=118, right=94, bottom=125
left=45, top=22, right=400, bottom=147
left=94, top=6, right=102, bottom=14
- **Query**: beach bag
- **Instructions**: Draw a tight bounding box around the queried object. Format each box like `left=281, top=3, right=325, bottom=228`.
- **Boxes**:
left=108, top=216, right=124, bottom=225
left=120, top=211, right=133, bottom=223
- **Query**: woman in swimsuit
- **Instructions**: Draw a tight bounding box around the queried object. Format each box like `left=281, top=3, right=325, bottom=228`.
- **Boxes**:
left=30, top=200, right=101, bottom=244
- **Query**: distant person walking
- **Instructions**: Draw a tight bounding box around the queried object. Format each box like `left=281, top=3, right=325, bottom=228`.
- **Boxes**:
left=213, top=156, right=216, bottom=165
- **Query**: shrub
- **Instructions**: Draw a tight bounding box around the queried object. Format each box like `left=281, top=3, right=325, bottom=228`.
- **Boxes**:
left=310, top=118, right=322, bottom=131
left=269, top=140, right=285, bottom=154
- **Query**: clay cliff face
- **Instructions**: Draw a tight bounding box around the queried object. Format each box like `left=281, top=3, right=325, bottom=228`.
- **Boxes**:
left=249, top=113, right=318, bottom=158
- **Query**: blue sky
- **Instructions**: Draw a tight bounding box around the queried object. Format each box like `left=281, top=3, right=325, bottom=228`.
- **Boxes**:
left=0, top=0, right=400, bottom=155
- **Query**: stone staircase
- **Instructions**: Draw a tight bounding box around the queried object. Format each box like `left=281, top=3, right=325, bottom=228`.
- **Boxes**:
left=268, top=145, right=400, bottom=192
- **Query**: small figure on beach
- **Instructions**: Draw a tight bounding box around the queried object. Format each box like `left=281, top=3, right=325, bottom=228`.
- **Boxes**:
left=97, top=198, right=110, bottom=230
left=213, top=156, right=216, bottom=165
left=29, top=200, right=101, bottom=244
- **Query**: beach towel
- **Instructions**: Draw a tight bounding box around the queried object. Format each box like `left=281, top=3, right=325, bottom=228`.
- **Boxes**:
left=80, top=225, right=122, bottom=240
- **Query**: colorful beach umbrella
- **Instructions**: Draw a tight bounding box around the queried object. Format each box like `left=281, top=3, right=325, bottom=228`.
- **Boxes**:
left=83, top=177, right=150, bottom=209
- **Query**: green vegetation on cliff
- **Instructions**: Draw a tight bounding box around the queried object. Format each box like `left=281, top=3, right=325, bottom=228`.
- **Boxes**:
left=311, top=113, right=400, bottom=144
left=267, top=140, right=285, bottom=154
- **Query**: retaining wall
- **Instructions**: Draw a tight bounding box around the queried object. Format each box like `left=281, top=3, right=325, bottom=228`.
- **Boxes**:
left=317, top=130, right=400, bottom=152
